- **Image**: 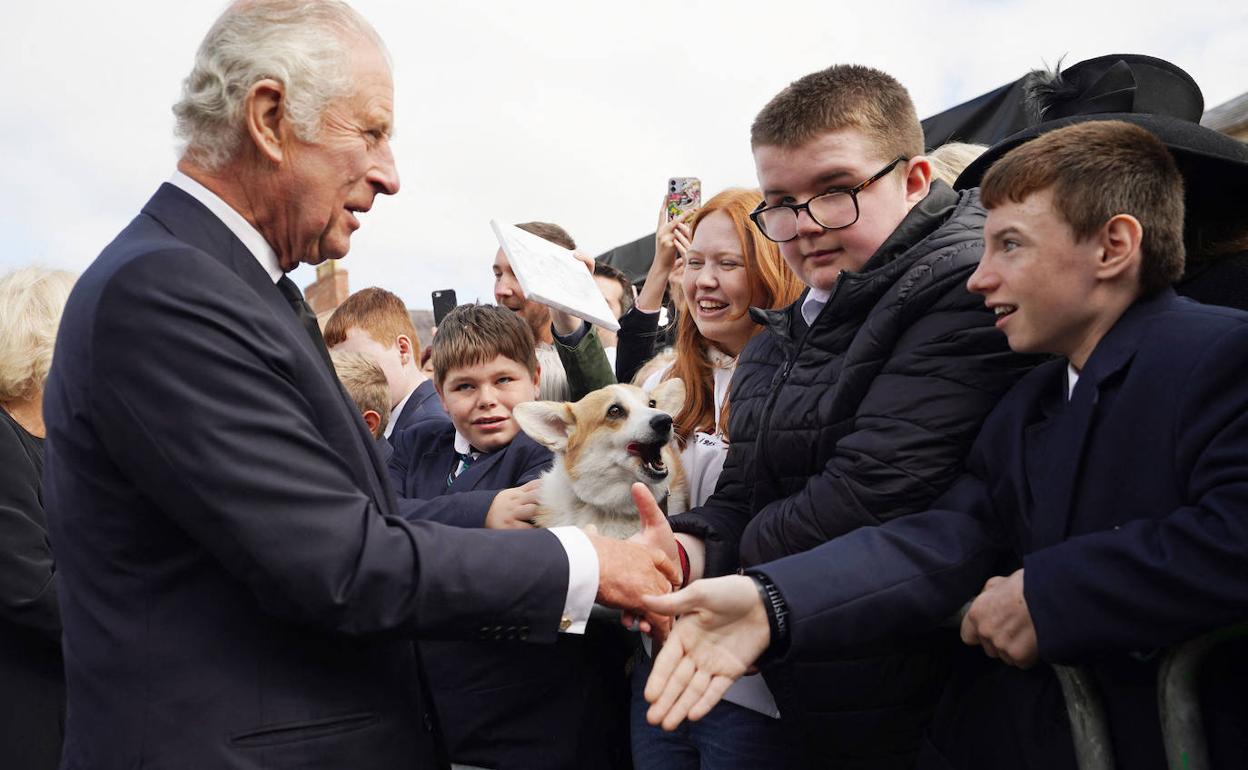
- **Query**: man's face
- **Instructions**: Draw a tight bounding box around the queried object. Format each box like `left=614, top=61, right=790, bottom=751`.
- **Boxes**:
left=437, top=354, right=540, bottom=452
left=271, top=43, right=400, bottom=270
left=594, top=274, right=626, bottom=319
left=754, top=127, right=921, bottom=292
left=328, top=327, right=408, bottom=407
left=493, top=248, right=550, bottom=338
left=968, top=188, right=1101, bottom=359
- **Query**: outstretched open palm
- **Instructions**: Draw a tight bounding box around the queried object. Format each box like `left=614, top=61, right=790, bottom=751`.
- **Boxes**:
left=641, top=575, right=771, bottom=731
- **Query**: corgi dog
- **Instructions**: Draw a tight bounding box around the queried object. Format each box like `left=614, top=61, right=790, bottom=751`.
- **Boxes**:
left=512, top=379, right=688, bottom=539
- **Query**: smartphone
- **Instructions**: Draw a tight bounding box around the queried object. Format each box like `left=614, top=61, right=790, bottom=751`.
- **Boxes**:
left=432, top=289, right=457, bottom=326
left=666, top=177, right=701, bottom=221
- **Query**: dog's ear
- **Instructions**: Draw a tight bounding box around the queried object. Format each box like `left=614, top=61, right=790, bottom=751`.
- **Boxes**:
left=512, top=401, right=575, bottom=452
left=649, top=377, right=686, bottom=416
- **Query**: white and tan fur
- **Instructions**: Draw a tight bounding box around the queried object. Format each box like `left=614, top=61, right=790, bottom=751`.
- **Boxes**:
left=512, top=379, right=688, bottom=539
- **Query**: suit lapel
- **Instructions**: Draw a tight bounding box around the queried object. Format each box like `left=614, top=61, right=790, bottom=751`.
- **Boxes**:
left=451, top=448, right=506, bottom=491
left=141, top=183, right=398, bottom=518
left=1027, top=292, right=1173, bottom=549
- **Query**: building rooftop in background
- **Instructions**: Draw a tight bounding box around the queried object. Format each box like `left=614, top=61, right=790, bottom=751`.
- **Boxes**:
left=1202, top=92, right=1248, bottom=141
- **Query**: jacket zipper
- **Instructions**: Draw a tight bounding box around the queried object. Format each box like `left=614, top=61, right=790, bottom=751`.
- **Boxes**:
left=754, top=274, right=846, bottom=488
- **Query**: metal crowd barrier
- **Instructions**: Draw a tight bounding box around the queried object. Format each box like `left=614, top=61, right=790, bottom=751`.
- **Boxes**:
left=947, top=604, right=1246, bottom=770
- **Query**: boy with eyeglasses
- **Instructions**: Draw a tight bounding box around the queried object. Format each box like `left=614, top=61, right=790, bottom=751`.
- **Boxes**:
left=644, top=64, right=1038, bottom=768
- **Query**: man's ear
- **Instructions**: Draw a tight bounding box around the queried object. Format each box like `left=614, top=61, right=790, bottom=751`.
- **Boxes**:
left=362, top=409, right=382, bottom=437
left=395, top=334, right=412, bottom=366
left=649, top=377, right=686, bottom=416
left=531, top=363, right=542, bottom=400
left=245, top=78, right=288, bottom=164
left=903, top=156, right=933, bottom=206
left=512, top=401, right=574, bottom=452
left=1096, top=214, right=1144, bottom=283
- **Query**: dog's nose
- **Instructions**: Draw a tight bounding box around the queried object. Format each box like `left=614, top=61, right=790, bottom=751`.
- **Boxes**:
left=650, top=413, right=672, bottom=435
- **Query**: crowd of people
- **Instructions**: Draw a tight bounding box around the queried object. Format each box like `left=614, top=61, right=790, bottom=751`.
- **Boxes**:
left=3, top=1, right=1248, bottom=769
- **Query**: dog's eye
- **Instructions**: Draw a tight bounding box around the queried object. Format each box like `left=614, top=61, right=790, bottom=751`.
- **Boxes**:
left=648, top=399, right=656, bottom=408
left=606, top=404, right=625, bottom=419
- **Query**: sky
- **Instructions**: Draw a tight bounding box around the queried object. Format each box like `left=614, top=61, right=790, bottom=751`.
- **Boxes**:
left=3, top=0, right=1246, bottom=310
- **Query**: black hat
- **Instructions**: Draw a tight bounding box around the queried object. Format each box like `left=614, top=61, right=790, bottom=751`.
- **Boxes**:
left=954, top=54, right=1248, bottom=196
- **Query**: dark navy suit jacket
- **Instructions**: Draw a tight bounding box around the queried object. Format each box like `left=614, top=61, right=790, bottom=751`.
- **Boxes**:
left=390, top=379, right=447, bottom=435
left=390, top=421, right=631, bottom=770
left=752, top=291, right=1248, bottom=770
left=388, top=420, right=549, bottom=529
left=41, top=184, right=574, bottom=769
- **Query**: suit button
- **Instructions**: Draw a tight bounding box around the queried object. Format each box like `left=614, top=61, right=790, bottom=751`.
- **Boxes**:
left=423, top=712, right=434, bottom=732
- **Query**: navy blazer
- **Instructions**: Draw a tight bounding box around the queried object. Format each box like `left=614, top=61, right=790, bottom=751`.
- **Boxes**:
left=42, top=184, right=573, bottom=769
left=753, top=291, right=1248, bottom=770
left=391, top=379, right=447, bottom=435
left=389, top=420, right=550, bottom=529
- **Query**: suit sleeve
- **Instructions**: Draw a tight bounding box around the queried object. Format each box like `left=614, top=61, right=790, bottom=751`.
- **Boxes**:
left=1026, top=322, right=1248, bottom=662
left=91, top=253, right=570, bottom=643
left=0, top=431, right=60, bottom=643
left=754, top=466, right=1006, bottom=658
left=741, top=285, right=1031, bottom=565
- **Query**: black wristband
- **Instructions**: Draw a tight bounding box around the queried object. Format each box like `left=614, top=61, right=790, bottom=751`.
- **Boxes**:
left=749, top=573, right=790, bottom=663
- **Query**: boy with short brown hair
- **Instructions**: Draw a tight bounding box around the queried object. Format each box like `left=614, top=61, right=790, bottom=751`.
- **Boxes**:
left=390, top=303, right=631, bottom=769
left=657, top=63, right=1036, bottom=767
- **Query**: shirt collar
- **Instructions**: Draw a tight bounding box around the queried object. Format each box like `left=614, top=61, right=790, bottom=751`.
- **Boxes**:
left=168, top=170, right=283, bottom=284
left=453, top=430, right=476, bottom=456
left=1066, top=362, right=1080, bottom=400
left=383, top=388, right=414, bottom=440
left=801, top=286, right=832, bottom=326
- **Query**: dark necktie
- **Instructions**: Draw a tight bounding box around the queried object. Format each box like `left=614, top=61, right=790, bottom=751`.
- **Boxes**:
left=276, top=275, right=335, bottom=371
left=447, top=450, right=480, bottom=487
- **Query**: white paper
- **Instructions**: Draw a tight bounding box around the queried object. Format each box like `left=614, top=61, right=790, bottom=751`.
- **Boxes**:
left=490, top=220, right=621, bottom=332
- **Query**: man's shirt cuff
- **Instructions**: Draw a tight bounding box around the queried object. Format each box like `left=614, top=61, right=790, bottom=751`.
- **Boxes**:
left=548, top=526, right=599, bottom=634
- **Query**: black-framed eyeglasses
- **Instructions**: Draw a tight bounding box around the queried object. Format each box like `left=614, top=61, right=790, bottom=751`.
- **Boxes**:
left=749, top=156, right=908, bottom=243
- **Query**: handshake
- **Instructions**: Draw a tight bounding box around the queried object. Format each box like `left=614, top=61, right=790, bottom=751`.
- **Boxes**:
left=585, top=484, right=775, bottom=733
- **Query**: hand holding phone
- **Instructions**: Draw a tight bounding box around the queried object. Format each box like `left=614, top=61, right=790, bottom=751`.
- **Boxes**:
left=432, top=289, right=457, bottom=326
left=666, top=177, right=701, bottom=222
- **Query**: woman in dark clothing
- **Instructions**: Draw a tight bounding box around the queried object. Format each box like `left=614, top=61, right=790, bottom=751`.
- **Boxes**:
left=0, top=266, right=76, bottom=770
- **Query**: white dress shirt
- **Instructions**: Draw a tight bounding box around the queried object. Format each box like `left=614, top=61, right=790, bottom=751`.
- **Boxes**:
left=384, top=389, right=413, bottom=440
left=167, top=171, right=597, bottom=634
left=1067, top=362, right=1080, bottom=400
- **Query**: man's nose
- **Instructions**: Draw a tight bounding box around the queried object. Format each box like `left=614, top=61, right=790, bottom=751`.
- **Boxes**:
left=369, top=143, right=400, bottom=196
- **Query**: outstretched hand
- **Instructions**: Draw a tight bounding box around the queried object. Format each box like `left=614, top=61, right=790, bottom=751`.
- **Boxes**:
left=641, top=575, right=771, bottom=731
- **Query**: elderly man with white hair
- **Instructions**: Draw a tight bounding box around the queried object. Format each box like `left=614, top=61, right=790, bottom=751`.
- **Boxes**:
left=41, top=2, right=678, bottom=768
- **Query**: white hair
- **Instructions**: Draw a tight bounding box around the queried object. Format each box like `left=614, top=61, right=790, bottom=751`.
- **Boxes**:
left=0, top=266, right=77, bottom=402
left=173, top=0, right=387, bottom=171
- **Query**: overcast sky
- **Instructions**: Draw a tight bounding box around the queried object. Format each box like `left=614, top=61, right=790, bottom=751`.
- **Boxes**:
left=3, top=0, right=1245, bottom=309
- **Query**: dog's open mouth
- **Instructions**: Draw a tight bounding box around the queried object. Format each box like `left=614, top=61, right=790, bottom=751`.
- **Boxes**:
left=627, top=441, right=668, bottom=480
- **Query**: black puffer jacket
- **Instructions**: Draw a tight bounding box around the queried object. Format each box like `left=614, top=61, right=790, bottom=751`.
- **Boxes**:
left=670, top=183, right=1038, bottom=769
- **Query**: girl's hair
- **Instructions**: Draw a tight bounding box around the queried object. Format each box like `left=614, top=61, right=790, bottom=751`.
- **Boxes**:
left=665, top=188, right=803, bottom=442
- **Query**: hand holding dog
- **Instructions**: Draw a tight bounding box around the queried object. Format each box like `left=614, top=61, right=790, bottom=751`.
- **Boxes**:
left=485, top=480, right=541, bottom=530
left=641, top=575, right=771, bottom=730
left=960, top=568, right=1038, bottom=669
